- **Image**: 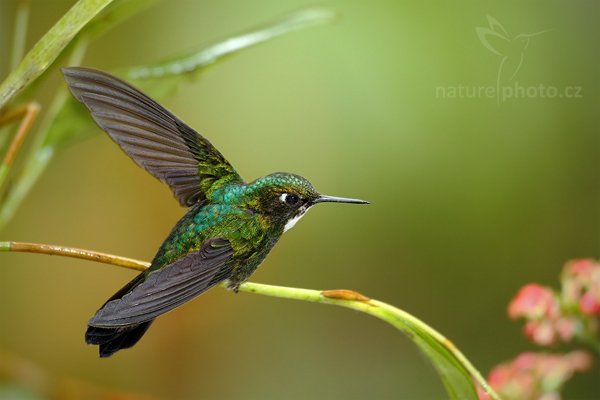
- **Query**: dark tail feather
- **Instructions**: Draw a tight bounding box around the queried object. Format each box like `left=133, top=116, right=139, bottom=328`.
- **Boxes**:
left=86, top=271, right=152, bottom=357
left=86, top=321, right=154, bottom=357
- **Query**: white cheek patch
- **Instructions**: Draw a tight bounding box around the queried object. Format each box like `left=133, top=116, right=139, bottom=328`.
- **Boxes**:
left=284, top=214, right=304, bottom=233
left=283, top=207, right=309, bottom=233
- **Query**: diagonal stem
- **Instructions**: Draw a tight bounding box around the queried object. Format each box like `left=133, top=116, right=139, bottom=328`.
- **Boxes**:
left=0, top=240, right=499, bottom=400
left=0, top=102, right=41, bottom=191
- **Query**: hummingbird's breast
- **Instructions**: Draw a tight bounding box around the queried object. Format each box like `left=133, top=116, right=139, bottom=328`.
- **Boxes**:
left=149, top=197, right=279, bottom=278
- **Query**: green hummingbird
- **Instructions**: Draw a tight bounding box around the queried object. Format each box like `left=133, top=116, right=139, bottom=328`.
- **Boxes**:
left=62, top=67, right=368, bottom=357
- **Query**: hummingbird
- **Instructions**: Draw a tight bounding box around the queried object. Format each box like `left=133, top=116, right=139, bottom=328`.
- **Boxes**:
left=62, top=67, right=368, bottom=357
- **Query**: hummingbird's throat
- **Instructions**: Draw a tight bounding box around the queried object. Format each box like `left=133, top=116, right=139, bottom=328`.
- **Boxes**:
left=283, top=206, right=309, bottom=233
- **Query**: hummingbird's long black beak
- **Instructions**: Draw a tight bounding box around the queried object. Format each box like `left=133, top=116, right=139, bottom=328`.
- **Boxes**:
left=312, top=195, right=369, bottom=205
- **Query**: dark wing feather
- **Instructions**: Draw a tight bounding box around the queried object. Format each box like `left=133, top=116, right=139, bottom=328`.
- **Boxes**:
left=88, top=238, right=235, bottom=327
left=62, top=67, right=242, bottom=206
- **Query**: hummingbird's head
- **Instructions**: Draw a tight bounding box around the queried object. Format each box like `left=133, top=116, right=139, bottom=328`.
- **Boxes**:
left=247, top=172, right=368, bottom=233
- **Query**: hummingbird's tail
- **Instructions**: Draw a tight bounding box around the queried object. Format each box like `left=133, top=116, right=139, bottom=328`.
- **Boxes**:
left=86, top=321, right=154, bottom=358
left=86, top=270, right=152, bottom=357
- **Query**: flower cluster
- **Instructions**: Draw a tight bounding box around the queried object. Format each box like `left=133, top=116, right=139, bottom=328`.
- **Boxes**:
left=508, top=259, right=600, bottom=346
left=478, top=351, right=593, bottom=400
left=478, top=259, right=600, bottom=400
left=508, top=283, right=576, bottom=345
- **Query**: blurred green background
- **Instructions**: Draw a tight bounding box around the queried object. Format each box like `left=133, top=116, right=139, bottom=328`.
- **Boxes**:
left=0, top=0, right=598, bottom=398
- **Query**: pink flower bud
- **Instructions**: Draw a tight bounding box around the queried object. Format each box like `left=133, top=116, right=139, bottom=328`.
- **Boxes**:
left=526, top=320, right=556, bottom=346
left=579, top=292, right=600, bottom=315
left=508, top=284, right=558, bottom=320
left=564, top=350, right=593, bottom=371
left=565, top=259, right=595, bottom=277
left=554, top=318, right=576, bottom=341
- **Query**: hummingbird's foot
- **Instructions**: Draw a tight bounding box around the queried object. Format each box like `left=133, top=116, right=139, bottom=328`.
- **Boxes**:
left=224, top=279, right=241, bottom=293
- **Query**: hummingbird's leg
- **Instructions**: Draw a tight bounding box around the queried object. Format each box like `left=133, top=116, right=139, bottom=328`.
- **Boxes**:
left=0, top=102, right=41, bottom=189
left=224, top=278, right=242, bottom=293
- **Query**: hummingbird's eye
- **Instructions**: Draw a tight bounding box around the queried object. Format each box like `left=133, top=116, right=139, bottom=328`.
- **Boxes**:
left=280, top=193, right=300, bottom=207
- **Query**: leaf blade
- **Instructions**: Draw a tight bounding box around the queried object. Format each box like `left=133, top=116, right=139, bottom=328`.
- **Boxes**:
left=125, top=8, right=336, bottom=81
left=238, top=283, right=499, bottom=400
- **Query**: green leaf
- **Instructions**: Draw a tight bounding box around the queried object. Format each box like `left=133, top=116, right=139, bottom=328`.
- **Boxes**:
left=122, top=8, right=336, bottom=97
left=237, top=283, right=500, bottom=400
left=374, top=302, right=479, bottom=399
left=0, top=0, right=114, bottom=111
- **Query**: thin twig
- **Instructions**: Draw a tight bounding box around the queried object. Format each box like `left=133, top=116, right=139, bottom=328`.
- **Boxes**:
left=1, top=241, right=148, bottom=270
left=0, top=240, right=499, bottom=400
left=0, top=102, right=40, bottom=189
left=0, top=102, right=40, bottom=195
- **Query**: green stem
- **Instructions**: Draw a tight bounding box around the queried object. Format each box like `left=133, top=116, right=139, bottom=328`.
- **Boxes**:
left=0, top=102, right=41, bottom=194
left=0, top=240, right=499, bottom=400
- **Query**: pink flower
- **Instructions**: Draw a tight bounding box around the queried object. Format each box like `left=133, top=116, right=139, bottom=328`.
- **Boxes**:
left=579, top=292, right=600, bottom=315
left=523, top=320, right=555, bottom=345
left=566, top=259, right=595, bottom=275
left=554, top=317, right=577, bottom=341
left=479, top=352, right=593, bottom=400
left=508, top=284, right=559, bottom=320
left=564, top=350, right=594, bottom=370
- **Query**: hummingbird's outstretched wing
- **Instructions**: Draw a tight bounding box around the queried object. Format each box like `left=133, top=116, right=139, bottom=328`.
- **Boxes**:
left=62, top=67, right=242, bottom=207
left=88, top=238, right=235, bottom=327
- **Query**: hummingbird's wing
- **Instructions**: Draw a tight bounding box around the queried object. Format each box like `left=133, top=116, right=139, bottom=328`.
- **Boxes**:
left=62, top=67, right=242, bottom=207
left=88, top=238, right=234, bottom=327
